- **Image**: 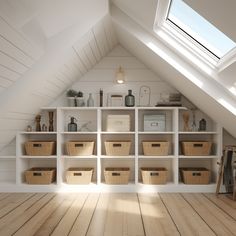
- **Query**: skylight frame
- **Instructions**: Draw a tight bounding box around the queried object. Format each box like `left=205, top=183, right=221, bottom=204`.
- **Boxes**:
left=154, top=0, right=236, bottom=72
left=166, top=0, right=236, bottom=60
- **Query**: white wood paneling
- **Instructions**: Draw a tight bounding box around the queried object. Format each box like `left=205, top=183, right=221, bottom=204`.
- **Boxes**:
left=0, top=77, right=13, bottom=88
left=0, top=51, right=28, bottom=74
left=0, top=17, right=43, bottom=60
left=0, top=64, right=20, bottom=81
left=0, top=36, right=34, bottom=67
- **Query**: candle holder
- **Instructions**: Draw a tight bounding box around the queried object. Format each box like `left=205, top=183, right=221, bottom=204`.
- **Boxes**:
left=49, top=111, right=54, bottom=132
left=35, top=115, right=41, bottom=132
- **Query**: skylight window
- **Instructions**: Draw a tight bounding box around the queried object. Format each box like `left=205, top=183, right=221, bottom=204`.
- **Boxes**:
left=167, top=0, right=236, bottom=59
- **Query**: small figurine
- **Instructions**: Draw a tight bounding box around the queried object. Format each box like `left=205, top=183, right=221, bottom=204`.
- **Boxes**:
left=182, top=111, right=190, bottom=131
left=35, top=115, right=41, bottom=131
left=26, top=125, right=32, bottom=132
left=42, top=124, right=47, bottom=132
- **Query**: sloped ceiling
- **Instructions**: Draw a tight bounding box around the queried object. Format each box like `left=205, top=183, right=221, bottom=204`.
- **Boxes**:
left=110, top=1, right=236, bottom=136
left=0, top=0, right=236, bottom=152
left=0, top=0, right=117, bottom=151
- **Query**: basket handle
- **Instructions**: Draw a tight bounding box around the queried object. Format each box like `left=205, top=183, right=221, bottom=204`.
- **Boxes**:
left=151, top=144, right=161, bottom=147
left=33, top=172, right=42, bottom=176
left=192, top=172, right=201, bottom=176
left=112, top=144, right=122, bottom=147
left=193, top=144, right=203, bottom=147
left=33, top=144, right=42, bottom=147
left=150, top=172, right=159, bottom=176
left=150, top=122, right=158, bottom=126
left=112, top=172, right=121, bottom=176
left=74, top=173, right=82, bottom=176
left=75, top=144, right=84, bottom=147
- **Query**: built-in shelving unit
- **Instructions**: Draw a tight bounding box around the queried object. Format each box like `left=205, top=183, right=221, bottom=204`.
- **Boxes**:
left=0, top=106, right=222, bottom=192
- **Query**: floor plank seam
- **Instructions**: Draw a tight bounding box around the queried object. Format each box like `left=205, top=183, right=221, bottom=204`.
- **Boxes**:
left=23, top=193, right=47, bottom=212
left=12, top=194, right=56, bottom=236
left=158, top=193, right=182, bottom=236
left=0, top=193, right=10, bottom=202
left=203, top=193, right=236, bottom=221
left=137, top=193, right=146, bottom=236
left=85, top=193, right=101, bottom=236
left=180, top=194, right=217, bottom=236
left=48, top=193, right=78, bottom=236
left=0, top=193, right=36, bottom=220
left=67, top=193, right=90, bottom=236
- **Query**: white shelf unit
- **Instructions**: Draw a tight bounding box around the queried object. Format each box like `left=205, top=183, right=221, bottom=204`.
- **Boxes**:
left=5, top=106, right=222, bottom=192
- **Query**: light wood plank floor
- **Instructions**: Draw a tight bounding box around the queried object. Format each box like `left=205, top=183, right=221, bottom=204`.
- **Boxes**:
left=0, top=193, right=235, bottom=236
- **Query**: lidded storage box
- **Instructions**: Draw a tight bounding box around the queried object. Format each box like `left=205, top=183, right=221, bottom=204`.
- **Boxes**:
left=106, top=115, right=130, bottom=132
left=180, top=168, right=210, bottom=184
left=181, top=141, right=212, bottom=156
left=25, top=141, right=56, bottom=156
left=66, top=141, right=94, bottom=156
left=66, top=168, right=93, bottom=184
left=141, top=167, right=167, bottom=184
left=104, top=167, right=130, bottom=184
left=144, top=114, right=166, bottom=131
left=25, top=168, right=56, bottom=184
left=105, top=141, right=131, bottom=156
left=142, top=141, right=169, bottom=156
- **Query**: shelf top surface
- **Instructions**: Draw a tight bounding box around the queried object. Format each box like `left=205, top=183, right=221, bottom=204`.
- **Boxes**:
left=41, top=106, right=187, bottom=111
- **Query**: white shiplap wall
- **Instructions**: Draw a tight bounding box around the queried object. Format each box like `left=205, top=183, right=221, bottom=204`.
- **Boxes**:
left=0, top=15, right=118, bottom=154
left=52, top=45, right=177, bottom=107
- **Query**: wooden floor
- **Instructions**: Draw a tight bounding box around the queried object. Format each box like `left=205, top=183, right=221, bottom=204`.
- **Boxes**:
left=0, top=193, right=235, bottom=236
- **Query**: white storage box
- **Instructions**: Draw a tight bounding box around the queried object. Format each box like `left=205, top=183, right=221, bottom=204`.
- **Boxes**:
left=144, top=114, right=166, bottom=131
left=106, top=115, right=130, bottom=132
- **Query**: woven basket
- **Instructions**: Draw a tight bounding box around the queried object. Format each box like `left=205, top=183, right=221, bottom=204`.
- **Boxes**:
left=25, top=141, right=56, bottom=156
left=180, top=168, right=210, bottom=184
left=142, top=141, right=169, bottom=156
left=104, top=167, right=130, bottom=184
left=141, top=167, right=167, bottom=184
left=105, top=141, right=131, bottom=156
left=25, top=168, right=56, bottom=184
left=66, top=141, right=94, bottom=156
left=66, top=168, right=93, bottom=184
left=181, top=141, right=212, bottom=156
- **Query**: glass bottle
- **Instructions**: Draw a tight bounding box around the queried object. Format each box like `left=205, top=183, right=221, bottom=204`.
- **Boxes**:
left=99, top=89, right=103, bottom=107
left=125, top=90, right=135, bottom=107
left=68, top=117, right=77, bottom=132
left=199, top=118, right=206, bottom=131
left=87, top=93, right=94, bottom=107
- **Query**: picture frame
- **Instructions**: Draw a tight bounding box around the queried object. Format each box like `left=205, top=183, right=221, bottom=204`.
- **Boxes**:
left=107, top=93, right=124, bottom=107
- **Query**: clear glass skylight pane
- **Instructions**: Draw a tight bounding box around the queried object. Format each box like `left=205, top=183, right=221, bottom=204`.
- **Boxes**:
left=168, top=0, right=236, bottom=58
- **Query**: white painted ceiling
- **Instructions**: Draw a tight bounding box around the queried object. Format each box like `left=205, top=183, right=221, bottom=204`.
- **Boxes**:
left=0, top=0, right=236, bottom=151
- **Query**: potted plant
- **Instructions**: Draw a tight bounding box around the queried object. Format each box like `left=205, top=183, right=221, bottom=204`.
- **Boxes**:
left=76, top=91, right=85, bottom=107
left=66, top=89, right=77, bottom=107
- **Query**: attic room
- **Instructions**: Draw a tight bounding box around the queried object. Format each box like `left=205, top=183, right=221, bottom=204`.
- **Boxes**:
left=0, top=0, right=236, bottom=235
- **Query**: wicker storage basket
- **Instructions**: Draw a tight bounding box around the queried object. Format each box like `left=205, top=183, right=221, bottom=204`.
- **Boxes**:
left=66, top=141, right=94, bottom=156
left=181, top=141, right=212, bottom=156
left=141, top=167, right=167, bottom=184
left=25, top=167, right=56, bottom=184
left=66, top=168, right=93, bottom=184
left=180, top=168, right=210, bottom=184
left=142, top=141, right=169, bottom=156
left=104, top=167, right=130, bottom=184
left=25, top=141, right=56, bottom=156
left=105, top=141, right=131, bottom=156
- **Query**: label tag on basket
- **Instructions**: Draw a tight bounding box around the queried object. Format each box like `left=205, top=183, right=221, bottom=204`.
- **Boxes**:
left=75, top=144, right=83, bottom=147
left=112, top=173, right=121, bottom=176
left=150, top=172, right=159, bottom=176
left=192, top=172, right=201, bottom=176
left=33, top=144, right=42, bottom=147
left=193, top=144, right=203, bottom=147
left=113, top=144, right=122, bottom=147
left=152, top=144, right=161, bottom=147
left=74, top=173, right=82, bottom=176
left=33, top=172, right=42, bottom=176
